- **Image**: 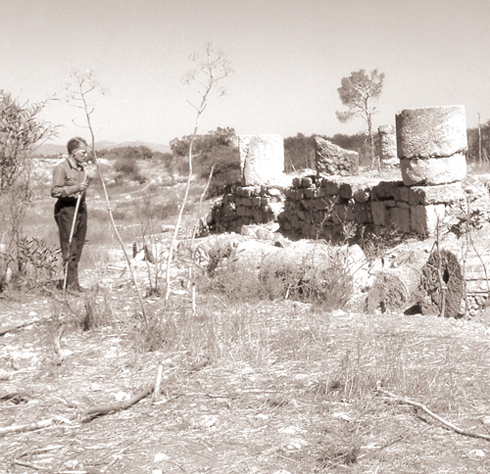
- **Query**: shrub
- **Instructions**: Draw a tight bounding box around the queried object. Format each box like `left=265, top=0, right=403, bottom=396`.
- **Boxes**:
left=260, top=250, right=353, bottom=310
left=3, top=236, right=62, bottom=291
left=114, top=156, right=144, bottom=182
left=195, top=238, right=354, bottom=310
left=196, top=145, right=241, bottom=197
left=357, top=224, right=407, bottom=262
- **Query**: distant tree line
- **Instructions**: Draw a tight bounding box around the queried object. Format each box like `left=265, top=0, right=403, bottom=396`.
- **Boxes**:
left=41, top=121, right=490, bottom=188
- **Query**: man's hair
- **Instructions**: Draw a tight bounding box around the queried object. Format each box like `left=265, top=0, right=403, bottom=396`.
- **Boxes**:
left=67, top=137, right=88, bottom=155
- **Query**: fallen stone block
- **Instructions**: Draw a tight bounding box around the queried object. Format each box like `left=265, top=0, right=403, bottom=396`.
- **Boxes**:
left=314, top=136, right=359, bottom=175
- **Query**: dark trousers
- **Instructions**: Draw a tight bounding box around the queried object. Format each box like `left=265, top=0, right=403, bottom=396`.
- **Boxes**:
left=54, top=200, right=87, bottom=290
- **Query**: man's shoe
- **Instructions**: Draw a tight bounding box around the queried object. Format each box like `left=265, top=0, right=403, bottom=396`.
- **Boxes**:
left=66, top=288, right=82, bottom=297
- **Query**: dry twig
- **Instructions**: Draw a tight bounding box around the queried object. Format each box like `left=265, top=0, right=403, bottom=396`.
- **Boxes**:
left=0, top=384, right=154, bottom=436
left=376, top=384, right=490, bottom=442
left=0, top=318, right=46, bottom=336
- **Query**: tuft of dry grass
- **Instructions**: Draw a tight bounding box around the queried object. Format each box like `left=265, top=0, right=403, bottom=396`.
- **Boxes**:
left=4, top=159, right=490, bottom=472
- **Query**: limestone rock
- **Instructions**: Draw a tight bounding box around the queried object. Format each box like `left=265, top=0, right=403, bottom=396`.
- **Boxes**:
left=396, top=105, right=467, bottom=159
left=420, top=248, right=465, bottom=318
left=371, top=181, right=404, bottom=201
left=407, top=181, right=465, bottom=206
left=410, top=204, right=446, bottom=234
left=367, top=271, right=411, bottom=313
left=238, top=134, right=285, bottom=186
left=400, top=153, right=467, bottom=186
left=314, top=136, right=359, bottom=176
left=378, top=124, right=398, bottom=166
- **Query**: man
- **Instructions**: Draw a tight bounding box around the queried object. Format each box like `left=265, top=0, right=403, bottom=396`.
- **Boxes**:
left=51, top=137, right=89, bottom=293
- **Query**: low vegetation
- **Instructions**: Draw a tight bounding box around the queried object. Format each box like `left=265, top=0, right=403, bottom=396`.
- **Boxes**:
left=3, top=92, right=490, bottom=472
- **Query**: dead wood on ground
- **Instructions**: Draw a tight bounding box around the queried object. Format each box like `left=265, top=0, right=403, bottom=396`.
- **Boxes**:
left=0, top=384, right=154, bottom=436
left=376, top=385, right=490, bottom=442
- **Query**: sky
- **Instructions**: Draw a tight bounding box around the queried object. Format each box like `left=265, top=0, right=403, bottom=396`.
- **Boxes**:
left=1, top=0, right=489, bottom=147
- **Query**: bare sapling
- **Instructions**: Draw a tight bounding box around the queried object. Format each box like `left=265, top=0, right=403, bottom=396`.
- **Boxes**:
left=434, top=218, right=446, bottom=318
left=64, top=69, right=147, bottom=321
left=164, top=44, right=232, bottom=301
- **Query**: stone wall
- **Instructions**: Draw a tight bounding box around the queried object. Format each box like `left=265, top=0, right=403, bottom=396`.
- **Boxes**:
left=211, top=184, right=287, bottom=234
left=211, top=177, right=465, bottom=239
left=212, top=105, right=468, bottom=239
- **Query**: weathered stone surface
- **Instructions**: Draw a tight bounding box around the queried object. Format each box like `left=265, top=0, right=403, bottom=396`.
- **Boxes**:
left=378, top=124, right=398, bottom=165
left=322, top=179, right=341, bottom=195
left=371, top=181, right=404, bottom=201
left=238, top=134, right=285, bottom=186
left=410, top=204, right=445, bottom=234
left=396, top=105, right=467, bottom=159
left=387, top=207, right=410, bottom=233
left=354, top=188, right=370, bottom=204
left=371, top=201, right=387, bottom=226
left=354, top=204, right=372, bottom=223
left=314, top=136, right=359, bottom=176
left=407, top=182, right=465, bottom=206
left=400, top=153, right=467, bottom=186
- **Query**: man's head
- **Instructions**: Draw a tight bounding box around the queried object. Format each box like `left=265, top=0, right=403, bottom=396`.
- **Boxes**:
left=67, top=137, right=88, bottom=164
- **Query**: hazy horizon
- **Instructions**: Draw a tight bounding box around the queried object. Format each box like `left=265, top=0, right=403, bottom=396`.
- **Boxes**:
left=2, top=0, right=489, bottom=147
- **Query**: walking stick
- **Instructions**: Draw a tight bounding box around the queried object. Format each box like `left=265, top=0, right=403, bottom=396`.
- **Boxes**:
left=63, top=167, right=88, bottom=293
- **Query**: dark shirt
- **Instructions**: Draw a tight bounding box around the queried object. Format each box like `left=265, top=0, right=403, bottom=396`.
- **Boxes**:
left=51, top=158, right=86, bottom=202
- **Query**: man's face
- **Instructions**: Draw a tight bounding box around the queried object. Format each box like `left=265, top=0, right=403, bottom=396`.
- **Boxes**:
left=73, top=144, right=88, bottom=164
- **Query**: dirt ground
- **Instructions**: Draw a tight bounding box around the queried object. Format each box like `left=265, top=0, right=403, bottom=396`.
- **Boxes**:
left=3, top=285, right=490, bottom=473
left=3, top=163, right=490, bottom=473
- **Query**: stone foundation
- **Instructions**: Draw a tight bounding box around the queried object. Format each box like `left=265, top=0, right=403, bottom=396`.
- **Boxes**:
left=211, top=177, right=465, bottom=239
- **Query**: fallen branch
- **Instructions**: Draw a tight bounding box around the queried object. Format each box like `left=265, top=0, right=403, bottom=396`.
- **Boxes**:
left=14, top=459, right=51, bottom=471
left=0, top=319, right=41, bottom=336
left=376, top=384, right=490, bottom=442
left=0, top=417, right=59, bottom=436
left=80, top=384, right=154, bottom=421
left=0, top=384, right=154, bottom=436
left=0, top=392, right=31, bottom=403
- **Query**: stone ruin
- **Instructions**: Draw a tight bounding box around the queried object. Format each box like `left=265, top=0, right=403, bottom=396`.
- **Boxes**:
left=314, top=136, right=359, bottom=175
left=237, top=134, right=285, bottom=186
left=396, top=105, right=467, bottom=186
left=378, top=124, right=398, bottom=167
left=212, top=106, right=470, bottom=238
left=206, top=108, right=490, bottom=316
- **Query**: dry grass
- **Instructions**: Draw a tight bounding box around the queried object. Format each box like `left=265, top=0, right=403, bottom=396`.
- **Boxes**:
left=2, top=287, right=490, bottom=473
left=3, top=160, right=490, bottom=472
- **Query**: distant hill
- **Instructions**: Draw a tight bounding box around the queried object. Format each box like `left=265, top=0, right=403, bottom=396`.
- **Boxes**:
left=35, top=140, right=171, bottom=156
